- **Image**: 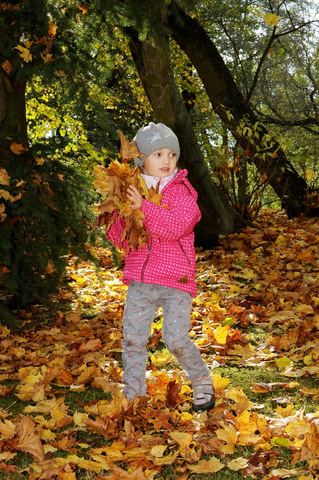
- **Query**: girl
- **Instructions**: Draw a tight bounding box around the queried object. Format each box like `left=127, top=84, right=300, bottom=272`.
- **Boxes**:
left=106, top=122, right=215, bottom=411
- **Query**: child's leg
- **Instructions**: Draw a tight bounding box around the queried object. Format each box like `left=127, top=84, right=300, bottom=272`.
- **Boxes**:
left=160, top=288, right=215, bottom=410
left=121, top=281, right=158, bottom=399
left=160, top=289, right=209, bottom=378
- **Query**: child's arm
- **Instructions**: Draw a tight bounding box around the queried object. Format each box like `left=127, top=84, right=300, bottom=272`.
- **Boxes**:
left=105, top=213, right=127, bottom=249
left=127, top=185, right=201, bottom=241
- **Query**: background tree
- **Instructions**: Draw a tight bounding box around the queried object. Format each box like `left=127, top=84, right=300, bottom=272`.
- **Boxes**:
left=1, top=0, right=318, bottom=319
left=188, top=0, right=319, bottom=214
left=127, top=29, right=244, bottom=246
left=165, top=0, right=315, bottom=217
left=0, top=1, right=99, bottom=319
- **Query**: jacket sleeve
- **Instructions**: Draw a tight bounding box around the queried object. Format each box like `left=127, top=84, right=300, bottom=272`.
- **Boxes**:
left=141, top=183, right=201, bottom=241
left=105, top=213, right=128, bottom=250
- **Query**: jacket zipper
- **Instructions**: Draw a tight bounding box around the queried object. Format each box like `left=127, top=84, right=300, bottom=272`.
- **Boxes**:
left=141, top=237, right=152, bottom=282
left=178, top=240, right=191, bottom=265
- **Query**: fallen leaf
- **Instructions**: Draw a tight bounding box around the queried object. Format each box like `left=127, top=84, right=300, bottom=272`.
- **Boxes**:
left=227, top=456, right=248, bottom=471
left=188, top=456, right=224, bottom=473
left=10, top=416, right=44, bottom=462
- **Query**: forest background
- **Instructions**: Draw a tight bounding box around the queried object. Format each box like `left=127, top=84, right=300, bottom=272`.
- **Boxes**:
left=1, top=0, right=319, bottom=314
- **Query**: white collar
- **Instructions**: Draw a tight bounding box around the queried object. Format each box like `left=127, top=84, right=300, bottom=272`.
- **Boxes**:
left=141, top=168, right=178, bottom=193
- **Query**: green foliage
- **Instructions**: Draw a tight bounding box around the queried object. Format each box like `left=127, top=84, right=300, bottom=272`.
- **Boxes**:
left=0, top=0, right=55, bottom=79
left=192, top=0, right=319, bottom=191
left=0, top=148, right=97, bottom=319
left=1, top=0, right=319, bottom=324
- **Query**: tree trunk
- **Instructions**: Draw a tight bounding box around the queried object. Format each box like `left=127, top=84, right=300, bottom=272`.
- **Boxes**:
left=167, top=2, right=309, bottom=218
left=126, top=28, right=244, bottom=247
left=0, top=70, right=28, bottom=159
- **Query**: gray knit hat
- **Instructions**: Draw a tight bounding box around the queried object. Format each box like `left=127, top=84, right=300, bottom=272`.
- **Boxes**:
left=134, top=122, right=180, bottom=168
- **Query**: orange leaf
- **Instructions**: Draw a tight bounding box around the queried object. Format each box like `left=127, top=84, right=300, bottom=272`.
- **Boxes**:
left=48, top=21, right=58, bottom=36
left=77, top=338, right=102, bottom=354
left=0, top=462, right=17, bottom=474
left=78, top=4, right=89, bottom=13
left=0, top=385, right=15, bottom=396
left=166, top=380, right=182, bottom=407
left=10, top=142, right=28, bottom=155
left=1, top=60, right=12, bottom=74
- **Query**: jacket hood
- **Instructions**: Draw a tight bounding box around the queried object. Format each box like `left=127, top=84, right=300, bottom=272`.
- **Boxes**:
left=165, top=169, right=198, bottom=200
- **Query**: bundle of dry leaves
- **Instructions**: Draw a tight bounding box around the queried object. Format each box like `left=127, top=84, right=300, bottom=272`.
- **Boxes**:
left=93, top=131, right=163, bottom=251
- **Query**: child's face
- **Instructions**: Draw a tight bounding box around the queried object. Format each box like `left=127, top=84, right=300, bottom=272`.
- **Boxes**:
left=142, top=148, right=177, bottom=177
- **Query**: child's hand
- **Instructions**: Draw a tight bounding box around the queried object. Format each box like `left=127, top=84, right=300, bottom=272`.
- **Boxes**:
left=127, top=185, right=143, bottom=209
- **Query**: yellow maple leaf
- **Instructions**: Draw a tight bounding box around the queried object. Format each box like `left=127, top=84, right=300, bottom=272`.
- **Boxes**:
left=216, top=421, right=238, bottom=454
left=0, top=419, right=15, bottom=439
left=73, top=411, right=89, bottom=427
left=264, top=13, right=279, bottom=26
left=275, top=404, right=296, bottom=418
left=149, top=444, right=167, bottom=458
left=213, top=373, right=230, bottom=394
left=15, top=179, right=25, bottom=188
left=275, top=234, right=287, bottom=246
left=24, top=398, right=61, bottom=415
left=305, top=168, right=315, bottom=182
left=51, top=403, right=72, bottom=429
left=188, top=456, right=224, bottom=473
left=214, top=325, right=231, bottom=344
left=76, top=365, right=98, bottom=384
left=149, top=450, right=178, bottom=466
left=150, top=351, right=173, bottom=367
left=14, top=45, right=33, bottom=63
left=227, top=387, right=253, bottom=412
left=170, top=431, right=193, bottom=451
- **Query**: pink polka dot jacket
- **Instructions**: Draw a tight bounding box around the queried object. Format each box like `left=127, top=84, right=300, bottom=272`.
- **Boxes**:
left=106, top=169, right=201, bottom=297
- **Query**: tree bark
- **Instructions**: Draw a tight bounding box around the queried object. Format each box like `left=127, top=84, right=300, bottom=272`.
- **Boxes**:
left=0, top=70, right=28, bottom=159
left=126, top=28, right=244, bottom=247
left=167, top=2, right=309, bottom=218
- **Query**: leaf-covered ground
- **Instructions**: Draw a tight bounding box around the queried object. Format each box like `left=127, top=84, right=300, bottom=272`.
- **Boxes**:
left=0, top=209, right=319, bottom=480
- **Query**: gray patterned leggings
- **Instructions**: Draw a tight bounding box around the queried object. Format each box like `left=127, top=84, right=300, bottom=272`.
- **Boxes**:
left=121, top=280, right=210, bottom=399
